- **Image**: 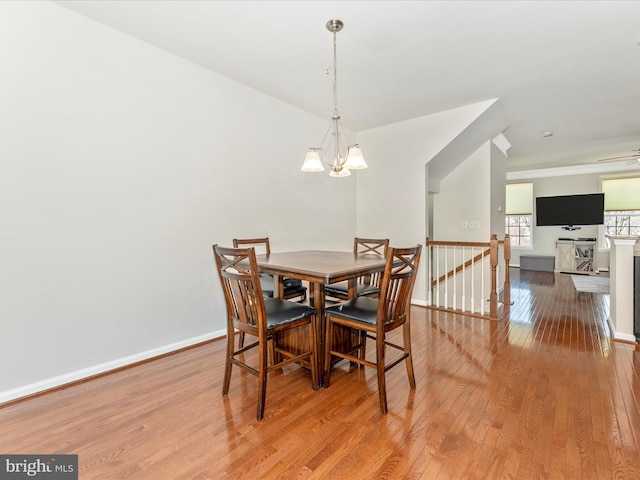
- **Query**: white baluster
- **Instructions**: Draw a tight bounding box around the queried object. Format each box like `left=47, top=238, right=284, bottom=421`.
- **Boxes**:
left=435, top=246, right=440, bottom=307
left=427, top=245, right=432, bottom=306
left=480, top=249, right=486, bottom=315
left=470, top=247, right=476, bottom=314
left=452, top=247, right=457, bottom=311
left=461, top=246, right=466, bottom=312
left=444, top=246, right=448, bottom=309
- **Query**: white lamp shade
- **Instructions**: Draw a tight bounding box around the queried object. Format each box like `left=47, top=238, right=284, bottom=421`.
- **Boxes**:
left=301, top=148, right=325, bottom=172
left=329, top=166, right=351, bottom=177
left=344, top=144, right=368, bottom=169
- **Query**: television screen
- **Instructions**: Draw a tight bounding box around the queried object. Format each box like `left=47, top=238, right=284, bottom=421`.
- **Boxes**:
left=535, top=193, right=604, bottom=227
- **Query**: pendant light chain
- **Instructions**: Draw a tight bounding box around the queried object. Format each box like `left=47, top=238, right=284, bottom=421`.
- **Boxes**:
left=332, top=27, right=339, bottom=116
left=332, top=26, right=340, bottom=169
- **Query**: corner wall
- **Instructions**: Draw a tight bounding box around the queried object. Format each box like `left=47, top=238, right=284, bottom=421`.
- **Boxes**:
left=356, top=100, right=509, bottom=304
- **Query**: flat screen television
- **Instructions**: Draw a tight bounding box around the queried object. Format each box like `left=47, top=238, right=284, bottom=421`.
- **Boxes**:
left=535, top=193, right=604, bottom=228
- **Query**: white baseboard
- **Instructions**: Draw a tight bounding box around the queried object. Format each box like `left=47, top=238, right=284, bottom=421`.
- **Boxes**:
left=607, top=318, right=637, bottom=344
left=0, top=329, right=226, bottom=405
left=613, top=331, right=637, bottom=343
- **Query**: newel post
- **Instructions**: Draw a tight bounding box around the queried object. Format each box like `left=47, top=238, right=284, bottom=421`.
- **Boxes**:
left=503, top=234, right=511, bottom=307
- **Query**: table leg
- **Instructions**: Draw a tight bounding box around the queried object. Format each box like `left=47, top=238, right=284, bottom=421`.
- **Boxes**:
left=347, top=278, right=357, bottom=299
left=310, top=282, right=327, bottom=386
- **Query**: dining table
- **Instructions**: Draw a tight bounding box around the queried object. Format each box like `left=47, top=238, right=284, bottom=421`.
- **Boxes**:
left=253, top=250, right=387, bottom=385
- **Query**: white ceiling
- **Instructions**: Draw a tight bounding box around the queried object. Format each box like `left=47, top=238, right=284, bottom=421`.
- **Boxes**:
left=53, top=0, right=640, bottom=172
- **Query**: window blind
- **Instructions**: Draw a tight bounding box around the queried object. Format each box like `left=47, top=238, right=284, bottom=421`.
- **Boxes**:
left=602, top=177, right=640, bottom=211
left=506, top=183, right=533, bottom=215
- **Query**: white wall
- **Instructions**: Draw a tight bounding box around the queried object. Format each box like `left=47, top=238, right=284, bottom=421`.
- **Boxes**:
left=490, top=141, right=507, bottom=237
left=0, top=2, right=357, bottom=399
left=432, top=142, right=492, bottom=241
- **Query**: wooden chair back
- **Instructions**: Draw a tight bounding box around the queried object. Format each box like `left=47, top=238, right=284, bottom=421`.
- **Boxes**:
left=377, top=244, right=422, bottom=330
left=232, top=237, right=271, bottom=255
left=213, top=245, right=266, bottom=338
left=353, top=237, right=389, bottom=256
left=355, top=237, right=390, bottom=290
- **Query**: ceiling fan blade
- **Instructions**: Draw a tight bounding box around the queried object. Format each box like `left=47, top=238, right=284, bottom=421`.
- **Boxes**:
left=597, top=151, right=640, bottom=162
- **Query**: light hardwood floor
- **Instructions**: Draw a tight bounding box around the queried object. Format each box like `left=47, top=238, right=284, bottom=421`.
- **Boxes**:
left=1, top=269, right=639, bottom=479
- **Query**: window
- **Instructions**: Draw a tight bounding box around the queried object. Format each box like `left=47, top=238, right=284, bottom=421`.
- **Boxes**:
left=602, top=177, right=640, bottom=246
left=506, top=215, right=532, bottom=246
left=505, top=183, right=533, bottom=246
left=604, top=210, right=640, bottom=237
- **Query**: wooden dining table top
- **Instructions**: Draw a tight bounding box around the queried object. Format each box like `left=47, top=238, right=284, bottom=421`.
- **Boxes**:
left=254, top=250, right=387, bottom=284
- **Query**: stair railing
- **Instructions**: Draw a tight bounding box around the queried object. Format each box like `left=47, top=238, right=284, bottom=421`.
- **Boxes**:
left=425, top=234, right=510, bottom=320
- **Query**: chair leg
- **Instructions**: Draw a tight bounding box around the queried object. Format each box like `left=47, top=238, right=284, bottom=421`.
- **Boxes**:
left=222, top=331, right=234, bottom=396
left=256, top=337, right=268, bottom=421
left=403, top=322, right=416, bottom=389
left=350, top=328, right=365, bottom=367
left=268, top=338, right=276, bottom=369
left=359, top=330, right=367, bottom=367
left=323, top=316, right=334, bottom=388
left=376, top=334, right=388, bottom=414
left=309, top=315, right=319, bottom=390
left=238, top=331, right=245, bottom=348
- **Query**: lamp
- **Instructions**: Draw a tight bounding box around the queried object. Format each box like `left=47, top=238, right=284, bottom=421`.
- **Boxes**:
left=301, top=19, right=368, bottom=177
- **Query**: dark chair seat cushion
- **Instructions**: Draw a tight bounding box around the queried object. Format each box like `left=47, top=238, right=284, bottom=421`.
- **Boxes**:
left=259, top=274, right=306, bottom=299
left=260, top=288, right=307, bottom=300
left=283, top=278, right=303, bottom=288
left=325, top=297, right=379, bottom=326
left=324, top=281, right=379, bottom=298
left=261, top=285, right=307, bottom=299
left=264, top=298, right=316, bottom=328
left=283, top=285, right=307, bottom=296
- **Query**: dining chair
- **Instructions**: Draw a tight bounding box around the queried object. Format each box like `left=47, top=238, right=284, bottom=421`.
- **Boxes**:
left=233, top=237, right=308, bottom=349
left=213, top=245, right=318, bottom=421
left=323, top=244, right=422, bottom=414
left=324, top=237, right=390, bottom=301
left=232, top=238, right=308, bottom=302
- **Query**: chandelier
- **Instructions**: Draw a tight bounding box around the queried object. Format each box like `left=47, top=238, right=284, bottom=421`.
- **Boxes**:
left=301, top=19, right=368, bottom=177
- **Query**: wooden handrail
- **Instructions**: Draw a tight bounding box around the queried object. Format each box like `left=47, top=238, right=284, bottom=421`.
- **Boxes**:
left=425, top=239, right=507, bottom=247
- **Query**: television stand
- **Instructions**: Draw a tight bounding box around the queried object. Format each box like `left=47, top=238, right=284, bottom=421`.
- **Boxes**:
left=555, top=239, right=596, bottom=274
